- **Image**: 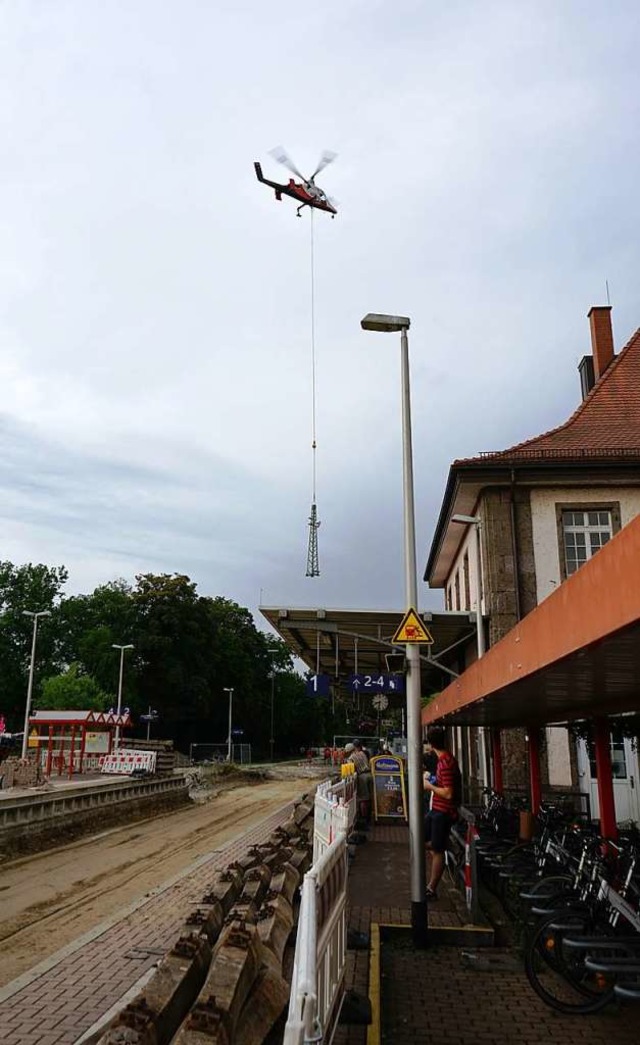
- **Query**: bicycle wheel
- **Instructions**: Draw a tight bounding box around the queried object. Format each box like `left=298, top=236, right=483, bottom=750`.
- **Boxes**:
left=524, top=911, right=616, bottom=1014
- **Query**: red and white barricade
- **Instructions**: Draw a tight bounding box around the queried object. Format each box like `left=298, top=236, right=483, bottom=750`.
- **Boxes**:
left=99, top=750, right=157, bottom=775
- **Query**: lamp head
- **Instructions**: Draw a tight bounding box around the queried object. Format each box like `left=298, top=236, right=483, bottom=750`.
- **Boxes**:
left=451, top=514, right=480, bottom=525
left=361, top=313, right=410, bottom=333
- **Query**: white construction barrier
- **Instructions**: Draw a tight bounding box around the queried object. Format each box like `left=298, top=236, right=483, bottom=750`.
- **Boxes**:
left=100, top=750, right=157, bottom=775
left=283, top=831, right=348, bottom=1045
left=313, top=776, right=357, bottom=863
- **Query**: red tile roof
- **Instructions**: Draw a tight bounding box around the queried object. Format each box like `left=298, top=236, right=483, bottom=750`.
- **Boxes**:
left=455, top=327, right=640, bottom=464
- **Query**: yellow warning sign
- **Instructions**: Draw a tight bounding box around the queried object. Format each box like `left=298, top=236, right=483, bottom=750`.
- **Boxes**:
left=392, top=608, right=434, bottom=645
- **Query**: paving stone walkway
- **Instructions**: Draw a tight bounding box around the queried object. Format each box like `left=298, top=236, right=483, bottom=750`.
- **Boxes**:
left=334, top=822, right=639, bottom=1045
left=0, top=800, right=297, bottom=1045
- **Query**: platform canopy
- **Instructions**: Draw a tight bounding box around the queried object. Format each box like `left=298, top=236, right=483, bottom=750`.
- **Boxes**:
left=29, top=710, right=133, bottom=727
left=423, top=514, right=640, bottom=729
left=260, top=605, right=479, bottom=696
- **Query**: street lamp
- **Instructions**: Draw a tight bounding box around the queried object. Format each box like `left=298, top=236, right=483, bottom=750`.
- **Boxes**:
left=451, top=514, right=490, bottom=786
left=361, top=311, right=427, bottom=947
left=267, top=646, right=280, bottom=763
left=21, top=610, right=52, bottom=759
left=223, top=687, right=234, bottom=762
left=112, top=644, right=134, bottom=748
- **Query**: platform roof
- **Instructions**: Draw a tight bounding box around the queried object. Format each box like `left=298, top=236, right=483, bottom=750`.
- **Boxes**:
left=423, top=514, right=640, bottom=729
left=259, top=605, right=478, bottom=695
left=29, top=710, right=133, bottom=727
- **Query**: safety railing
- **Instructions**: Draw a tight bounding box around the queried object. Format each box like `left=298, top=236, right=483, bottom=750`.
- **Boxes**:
left=450, top=805, right=480, bottom=923
left=283, top=830, right=348, bottom=1045
left=313, top=776, right=357, bottom=863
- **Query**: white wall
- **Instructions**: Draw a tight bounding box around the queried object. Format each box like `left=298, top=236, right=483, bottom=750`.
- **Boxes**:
left=445, top=525, right=484, bottom=616
left=531, top=486, right=640, bottom=805
left=530, top=487, right=640, bottom=605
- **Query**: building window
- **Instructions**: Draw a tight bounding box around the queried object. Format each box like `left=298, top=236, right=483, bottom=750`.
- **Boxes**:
left=588, top=739, right=627, bottom=780
left=454, top=570, right=460, bottom=610
left=463, top=552, right=471, bottom=611
left=561, top=509, right=613, bottom=576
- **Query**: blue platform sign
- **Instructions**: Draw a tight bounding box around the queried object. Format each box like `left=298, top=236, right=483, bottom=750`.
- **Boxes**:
left=306, top=673, right=331, bottom=697
left=347, top=673, right=405, bottom=695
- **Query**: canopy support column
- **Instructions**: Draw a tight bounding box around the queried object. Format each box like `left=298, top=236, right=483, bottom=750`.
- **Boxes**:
left=69, top=725, right=77, bottom=780
left=491, top=728, right=503, bottom=793
left=594, top=718, right=618, bottom=841
left=528, top=727, right=542, bottom=816
left=46, top=725, right=53, bottom=777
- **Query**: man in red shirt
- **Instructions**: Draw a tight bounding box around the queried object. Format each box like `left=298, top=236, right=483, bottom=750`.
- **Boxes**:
left=422, top=728, right=460, bottom=899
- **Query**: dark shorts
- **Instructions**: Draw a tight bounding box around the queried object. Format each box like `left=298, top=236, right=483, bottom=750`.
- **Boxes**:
left=424, top=809, right=456, bottom=853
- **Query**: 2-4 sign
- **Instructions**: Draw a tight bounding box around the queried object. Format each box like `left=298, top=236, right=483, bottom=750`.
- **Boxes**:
left=348, top=674, right=404, bottom=695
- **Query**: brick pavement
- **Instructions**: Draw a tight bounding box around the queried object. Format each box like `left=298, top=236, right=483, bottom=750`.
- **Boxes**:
left=334, top=823, right=639, bottom=1045
left=0, top=799, right=298, bottom=1045
left=381, top=934, right=640, bottom=1045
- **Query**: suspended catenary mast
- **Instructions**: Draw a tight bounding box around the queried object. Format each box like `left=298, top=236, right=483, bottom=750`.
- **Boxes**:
left=254, top=146, right=338, bottom=577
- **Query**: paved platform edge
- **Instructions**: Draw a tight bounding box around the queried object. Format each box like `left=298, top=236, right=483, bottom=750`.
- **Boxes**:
left=0, top=796, right=296, bottom=1004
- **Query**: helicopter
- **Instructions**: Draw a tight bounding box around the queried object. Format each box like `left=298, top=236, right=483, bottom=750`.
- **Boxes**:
left=254, top=147, right=338, bottom=217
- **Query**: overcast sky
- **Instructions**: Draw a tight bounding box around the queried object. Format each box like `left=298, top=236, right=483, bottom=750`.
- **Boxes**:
left=2, top=1, right=640, bottom=628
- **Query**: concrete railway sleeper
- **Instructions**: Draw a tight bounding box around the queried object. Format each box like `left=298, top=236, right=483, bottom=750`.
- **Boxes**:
left=91, top=796, right=315, bottom=1045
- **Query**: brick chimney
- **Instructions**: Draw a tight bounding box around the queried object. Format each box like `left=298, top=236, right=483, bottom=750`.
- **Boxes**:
left=588, top=305, right=615, bottom=381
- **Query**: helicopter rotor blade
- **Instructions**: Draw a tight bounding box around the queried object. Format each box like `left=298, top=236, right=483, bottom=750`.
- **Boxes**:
left=269, top=146, right=306, bottom=181
left=310, top=149, right=337, bottom=181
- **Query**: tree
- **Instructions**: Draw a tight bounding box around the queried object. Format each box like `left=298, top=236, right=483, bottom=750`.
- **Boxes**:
left=56, top=580, right=136, bottom=704
left=0, top=561, right=68, bottom=728
left=36, top=664, right=109, bottom=711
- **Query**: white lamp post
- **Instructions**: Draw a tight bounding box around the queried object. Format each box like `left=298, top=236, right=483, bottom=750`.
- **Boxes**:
left=361, top=312, right=427, bottom=947
left=21, top=610, right=52, bottom=759
left=112, top=644, right=134, bottom=748
left=267, top=646, right=280, bottom=763
left=223, top=687, right=234, bottom=762
left=451, top=514, right=490, bottom=787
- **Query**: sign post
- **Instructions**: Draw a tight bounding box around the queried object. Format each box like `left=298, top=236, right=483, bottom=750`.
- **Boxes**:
left=370, top=754, right=408, bottom=822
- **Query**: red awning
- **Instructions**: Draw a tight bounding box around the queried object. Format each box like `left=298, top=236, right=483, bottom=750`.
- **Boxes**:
left=423, top=513, right=640, bottom=728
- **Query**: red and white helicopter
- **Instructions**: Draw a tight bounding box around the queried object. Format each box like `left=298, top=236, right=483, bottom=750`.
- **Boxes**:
left=254, top=147, right=338, bottom=217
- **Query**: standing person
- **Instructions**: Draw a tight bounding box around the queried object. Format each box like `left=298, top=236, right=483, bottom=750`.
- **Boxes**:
left=422, top=728, right=461, bottom=899
left=345, top=740, right=373, bottom=823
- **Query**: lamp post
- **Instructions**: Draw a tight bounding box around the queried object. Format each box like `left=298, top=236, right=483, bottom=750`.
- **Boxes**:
left=21, top=610, right=52, bottom=759
left=112, top=644, right=134, bottom=749
left=223, top=687, right=234, bottom=762
left=268, top=671, right=276, bottom=762
left=451, top=514, right=490, bottom=788
left=361, top=312, right=427, bottom=947
left=267, top=646, right=280, bottom=763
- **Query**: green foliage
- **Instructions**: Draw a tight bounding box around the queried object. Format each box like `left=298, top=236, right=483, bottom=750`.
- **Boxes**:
left=0, top=561, right=341, bottom=757
left=0, top=561, right=68, bottom=726
left=36, top=664, right=109, bottom=711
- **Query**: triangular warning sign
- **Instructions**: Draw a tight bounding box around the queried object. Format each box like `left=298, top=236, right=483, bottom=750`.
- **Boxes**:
left=392, top=608, right=434, bottom=644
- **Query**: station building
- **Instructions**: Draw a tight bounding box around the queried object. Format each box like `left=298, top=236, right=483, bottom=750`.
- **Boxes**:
left=424, top=305, right=640, bottom=828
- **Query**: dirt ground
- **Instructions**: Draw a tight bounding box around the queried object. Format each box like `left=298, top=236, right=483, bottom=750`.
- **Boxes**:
left=0, top=775, right=311, bottom=987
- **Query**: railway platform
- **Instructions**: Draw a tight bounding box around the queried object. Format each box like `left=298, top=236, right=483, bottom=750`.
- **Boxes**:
left=335, top=823, right=639, bottom=1045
